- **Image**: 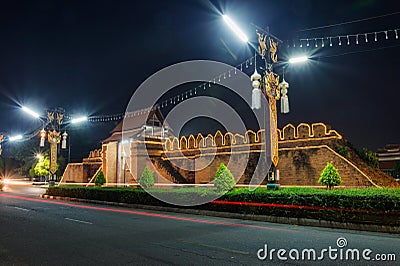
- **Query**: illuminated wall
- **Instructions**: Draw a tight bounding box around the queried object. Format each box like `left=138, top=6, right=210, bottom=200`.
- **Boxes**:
left=94, top=122, right=395, bottom=187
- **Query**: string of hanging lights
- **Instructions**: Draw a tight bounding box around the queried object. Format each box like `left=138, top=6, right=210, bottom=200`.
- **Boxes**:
left=158, top=55, right=257, bottom=110
left=78, top=54, right=260, bottom=123
left=289, top=28, right=399, bottom=48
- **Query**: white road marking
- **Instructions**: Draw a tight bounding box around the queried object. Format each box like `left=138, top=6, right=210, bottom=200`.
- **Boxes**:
left=13, top=206, right=30, bottom=212
left=64, top=217, right=93, bottom=225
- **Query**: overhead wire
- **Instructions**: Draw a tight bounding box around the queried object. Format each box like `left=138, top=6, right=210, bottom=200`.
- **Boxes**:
left=297, top=11, right=400, bottom=32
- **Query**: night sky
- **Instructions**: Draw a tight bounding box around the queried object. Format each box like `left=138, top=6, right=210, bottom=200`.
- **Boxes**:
left=1, top=0, right=400, bottom=159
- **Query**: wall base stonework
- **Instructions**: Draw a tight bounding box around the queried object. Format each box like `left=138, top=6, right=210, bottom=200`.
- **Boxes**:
left=278, top=146, right=373, bottom=186
left=60, top=151, right=102, bottom=184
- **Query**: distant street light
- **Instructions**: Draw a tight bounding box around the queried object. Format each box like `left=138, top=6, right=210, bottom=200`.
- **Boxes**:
left=35, top=153, right=43, bottom=160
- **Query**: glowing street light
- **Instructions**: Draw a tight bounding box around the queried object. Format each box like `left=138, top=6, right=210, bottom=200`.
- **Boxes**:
left=222, top=16, right=308, bottom=187
left=222, top=14, right=249, bottom=43
left=289, top=55, right=308, bottom=64
left=21, top=106, right=41, bottom=119
left=71, top=116, right=88, bottom=124
left=35, top=153, right=43, bottom=160
left=21, top=106, right=70, bottom=185
left=9, top=135, right=23, bottom=142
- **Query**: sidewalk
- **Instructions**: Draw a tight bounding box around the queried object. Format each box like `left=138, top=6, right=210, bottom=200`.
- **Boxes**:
left=39, top=194, right=400, bottom=234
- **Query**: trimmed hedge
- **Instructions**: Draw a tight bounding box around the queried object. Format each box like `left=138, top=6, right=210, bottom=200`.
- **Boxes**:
left=46, top=186, right=400, bottom=226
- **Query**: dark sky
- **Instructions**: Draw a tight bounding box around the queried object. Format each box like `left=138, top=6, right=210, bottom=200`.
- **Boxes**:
left=0, top=0, right=399, bottom=156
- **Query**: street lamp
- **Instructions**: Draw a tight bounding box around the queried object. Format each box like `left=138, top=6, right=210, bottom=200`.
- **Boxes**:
left=21, top=106, right=41, bottom=119
left=289, top=55, right=308, bottom=64
left=71, top=116, right=88, bottom=124
left=9, top=135, right=23, bottom=142
left=223, top=14, right=308, bottom=188
left=222, top=15, right=249, bottom=43
left=21, top=105, right=88, bottom=185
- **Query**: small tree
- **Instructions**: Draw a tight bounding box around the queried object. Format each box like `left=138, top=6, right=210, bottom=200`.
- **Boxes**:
left=94, top=171, right=106, bottom=186
left=336, top=145, right=350, bottom=159
left=318, top=162, right=342, bottom=190
left=139, top=166, right=155, bottom=188
left=33, top=156, right=50, bottom=177
left=214, top=163, right=235, bottom=193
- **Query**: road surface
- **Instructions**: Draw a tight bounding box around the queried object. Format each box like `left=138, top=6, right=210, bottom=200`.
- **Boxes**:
left=0, top=182, right=398, bottom=265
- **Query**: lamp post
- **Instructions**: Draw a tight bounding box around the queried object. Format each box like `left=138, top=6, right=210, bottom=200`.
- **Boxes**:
left=22, top=105, right=87, bottom=186
left=223, top=15, right=308, bottom=187
left=44, top=107, right=65, bottom=186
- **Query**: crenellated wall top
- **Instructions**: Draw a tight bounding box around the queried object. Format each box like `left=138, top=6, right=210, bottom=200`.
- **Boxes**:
left=163, top=122, right=342, bottom=152
left=278, top=122, right=342, bottom=142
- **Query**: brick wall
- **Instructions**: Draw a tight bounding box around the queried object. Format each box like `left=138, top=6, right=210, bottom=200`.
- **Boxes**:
left=90, top=123, right=398, bottom=187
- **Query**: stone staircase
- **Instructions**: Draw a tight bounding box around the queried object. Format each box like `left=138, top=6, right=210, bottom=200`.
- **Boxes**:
left=151, top=158, right=190, bottom=184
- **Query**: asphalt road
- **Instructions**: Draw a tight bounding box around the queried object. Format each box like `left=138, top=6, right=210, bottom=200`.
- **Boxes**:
left=0, top=183, right=399, bottom=265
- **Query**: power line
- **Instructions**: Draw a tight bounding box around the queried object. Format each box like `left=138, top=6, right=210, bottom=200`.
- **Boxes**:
left=297, top=11, right=400, bottom=32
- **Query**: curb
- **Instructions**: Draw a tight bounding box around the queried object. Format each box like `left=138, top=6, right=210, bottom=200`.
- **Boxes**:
left=39, top=195, right=400, bottom=234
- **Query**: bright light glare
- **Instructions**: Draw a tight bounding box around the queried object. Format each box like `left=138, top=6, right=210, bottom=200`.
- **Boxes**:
left=222, top=15, right=248, bottom=43
left=9, top=135, right=23, bottom=141
left=36, top=153, right=43, bottom=160
left=71, top=116, right=88, bottom=124
left=289, top=56, right=308, bottom=64
left=21, top=106, right=40, bottom=118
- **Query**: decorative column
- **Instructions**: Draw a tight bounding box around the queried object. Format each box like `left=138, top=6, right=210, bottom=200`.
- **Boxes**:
left=265, top=71, right=280, bottom=168
left=255, top=30, right=289, bottom=187
left=48, top=130, right=61, bottom=176
left=0, top=134, right=3, bottom=155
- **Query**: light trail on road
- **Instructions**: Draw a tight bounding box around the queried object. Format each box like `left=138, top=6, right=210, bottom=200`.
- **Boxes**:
left=0, top=193, right=295, bottom=233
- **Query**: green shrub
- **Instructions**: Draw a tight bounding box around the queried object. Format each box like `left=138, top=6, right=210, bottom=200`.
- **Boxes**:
left=336, top=145, right=350, bottom=159
left=357, top=147, right=378, bottom=168
left=46, top=186, right=400, bottom=226
left=139, top=166, right=154, bottom=188
left=318, top=162, right=342, bottom=189
left=214, top=163, right=235, bottom=193
left=94, top=171, right=106, bottom=186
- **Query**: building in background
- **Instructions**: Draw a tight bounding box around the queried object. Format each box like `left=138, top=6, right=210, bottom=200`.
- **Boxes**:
left=377, top=144, right=400, bottom=178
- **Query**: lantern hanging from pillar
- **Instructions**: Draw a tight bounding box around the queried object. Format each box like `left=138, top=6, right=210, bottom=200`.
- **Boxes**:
left=61, top=131, right=68, bottom=149
left=251, top=69, right=262, bottom=110
left=40, top=129, right=46, bottom=147
left=250, top=53, right=262, bottom=110
left=279, top=78, right=290, bottom=114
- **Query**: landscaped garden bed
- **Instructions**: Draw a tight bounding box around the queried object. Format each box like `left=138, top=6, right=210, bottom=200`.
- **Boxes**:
left=46, top=186, right=400, bottom=226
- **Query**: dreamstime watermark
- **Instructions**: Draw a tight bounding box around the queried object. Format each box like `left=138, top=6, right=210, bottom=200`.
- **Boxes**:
left=257, top=237, right=396, bottom=262
left=122, top=60, right=272, bottom=206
